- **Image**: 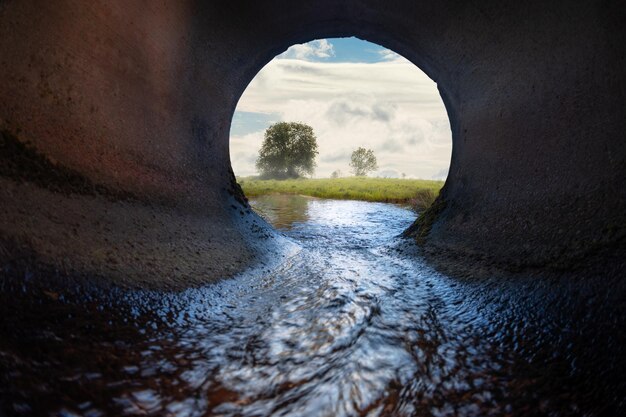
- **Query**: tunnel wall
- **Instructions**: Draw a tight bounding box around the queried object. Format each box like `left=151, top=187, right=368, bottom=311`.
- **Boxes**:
left=0, top=0, right=624, bottom=287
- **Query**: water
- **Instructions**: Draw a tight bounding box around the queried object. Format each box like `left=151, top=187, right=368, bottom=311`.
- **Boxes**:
left=0, top=195, right=623, bottom=416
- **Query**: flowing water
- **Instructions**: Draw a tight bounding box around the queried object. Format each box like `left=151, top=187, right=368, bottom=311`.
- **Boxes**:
left=0, top=195, right=623, bottom=416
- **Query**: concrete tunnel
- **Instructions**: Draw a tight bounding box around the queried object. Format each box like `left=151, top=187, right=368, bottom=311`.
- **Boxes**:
left=0, top=0, right=625, bottom=289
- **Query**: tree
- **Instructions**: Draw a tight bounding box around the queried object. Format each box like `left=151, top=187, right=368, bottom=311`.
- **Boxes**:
left=256, top=122, right=318, bottom=179
left=330, top=169, right=342, bottom=179
left=349, top=147, right=378, bottom=176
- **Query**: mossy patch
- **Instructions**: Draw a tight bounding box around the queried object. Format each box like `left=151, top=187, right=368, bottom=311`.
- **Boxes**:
left=403, top=193, right=447, bottom=245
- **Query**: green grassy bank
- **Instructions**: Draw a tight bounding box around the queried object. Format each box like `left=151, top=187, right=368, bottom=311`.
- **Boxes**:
left=238, top=176, right=444, bottom=209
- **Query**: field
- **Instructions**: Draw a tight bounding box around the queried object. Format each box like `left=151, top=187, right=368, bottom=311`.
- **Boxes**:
left=238, top=177, right=444, bottom=210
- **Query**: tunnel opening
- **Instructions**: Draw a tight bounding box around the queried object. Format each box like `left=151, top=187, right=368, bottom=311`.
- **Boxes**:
left=0, top=0, right=622, bottom=290
left=228, top=37, right=452, bottom=230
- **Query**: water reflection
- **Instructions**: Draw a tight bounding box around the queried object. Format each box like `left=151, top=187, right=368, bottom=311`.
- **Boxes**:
left=249, top=194, right=312, bottom=229
left=0, top=197, right=623, bottom=416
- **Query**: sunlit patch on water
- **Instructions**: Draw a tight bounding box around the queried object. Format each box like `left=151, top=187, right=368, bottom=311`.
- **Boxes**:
left=0, top=195, right=621, bottom=416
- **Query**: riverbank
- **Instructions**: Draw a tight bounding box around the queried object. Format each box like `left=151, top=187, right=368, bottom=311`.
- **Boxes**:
left=238, top=176, right=444, bottom=209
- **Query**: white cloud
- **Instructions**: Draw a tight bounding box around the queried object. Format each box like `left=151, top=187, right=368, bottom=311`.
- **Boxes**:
left=277, top=39, right=335, bottom=61
left=377, top=48, right=403, bottom=62
left=231, top=52, right=452, bottom=179
left=432, top=167, right=449, bottom=180
left=229, top=131, right=265, bottom=177
left=378, top=169, right=401, bottom=178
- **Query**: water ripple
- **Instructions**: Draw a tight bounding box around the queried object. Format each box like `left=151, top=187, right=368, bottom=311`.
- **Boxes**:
left=0, top=197, right=622, bottom=416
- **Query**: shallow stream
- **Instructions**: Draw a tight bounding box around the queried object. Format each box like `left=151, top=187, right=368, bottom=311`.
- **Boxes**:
left=0, top=195, right=622, bottom=416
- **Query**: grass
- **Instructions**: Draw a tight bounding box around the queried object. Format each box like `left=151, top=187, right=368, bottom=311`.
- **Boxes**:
left=238, top=176, right=444, bottom=210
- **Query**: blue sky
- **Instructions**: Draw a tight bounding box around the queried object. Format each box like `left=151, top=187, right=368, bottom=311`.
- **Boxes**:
left=279, top=37, right=397, bottom=64
left=230, top=37, right=451, bottom=179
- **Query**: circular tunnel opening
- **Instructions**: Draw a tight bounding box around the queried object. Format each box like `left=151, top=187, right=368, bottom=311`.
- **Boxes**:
left=229, top=37, right=452, bottom=229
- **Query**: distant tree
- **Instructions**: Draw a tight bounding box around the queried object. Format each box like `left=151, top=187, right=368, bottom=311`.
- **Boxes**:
left=256, top=122, right=318, bottom=179
left=349, top=147, right=378, bottom=176
left=401, top=172, right=406, bottom=179
left=330, top=169, right=342, bottom=179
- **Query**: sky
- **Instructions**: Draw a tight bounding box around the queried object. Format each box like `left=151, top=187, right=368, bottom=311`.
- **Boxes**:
left=230, top=37, right=452, bottom=179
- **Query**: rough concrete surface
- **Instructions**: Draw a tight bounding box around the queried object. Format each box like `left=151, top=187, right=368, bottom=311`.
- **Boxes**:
left=0, top=0, right=625, bottom=287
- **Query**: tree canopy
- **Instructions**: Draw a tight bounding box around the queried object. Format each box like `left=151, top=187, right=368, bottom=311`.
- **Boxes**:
left=330, top=169, right=342, bottom=179
left=349, top=147, right=378, bottom=176
left=256, top=122, right=318, bottom=179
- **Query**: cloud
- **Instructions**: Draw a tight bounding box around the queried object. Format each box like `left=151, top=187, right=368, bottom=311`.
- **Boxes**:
left=320, top=151, right=351, bottom=163
left=377, top=49, right=403, bottom=62
left=277, top=39, right=335, bottom=61
left=231, top=45, right=452, bottom=179
left=378, top=139, right=405, bottom=153
left=405, top=132, right=424, bottom=145
left=432, top=168, right=449, bottom=180
left=326, top=101, right=372, bottom=125
left=372, top=103, right=395, bottom=122
left=229, top=131, right=264, bottom=177
left=377, top=169, right=401, bottom=178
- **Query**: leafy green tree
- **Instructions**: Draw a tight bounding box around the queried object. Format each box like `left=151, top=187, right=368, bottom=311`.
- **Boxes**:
left=256, top=122, right=318, bottom=179
left=330, top=169, right=342, bottom=179
left=349, top=147, right=378, bottom=176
